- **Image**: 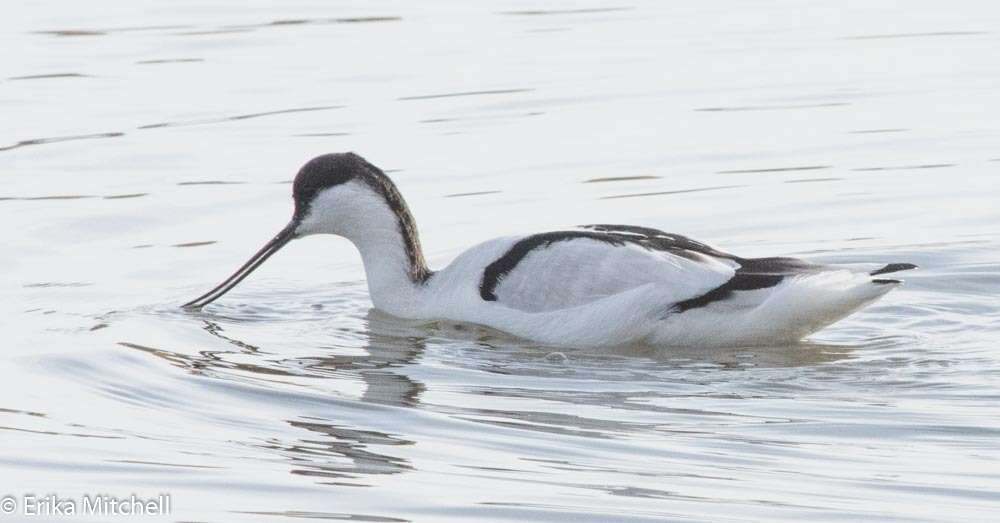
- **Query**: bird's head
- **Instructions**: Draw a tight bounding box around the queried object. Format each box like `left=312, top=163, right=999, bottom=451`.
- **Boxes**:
left=183, top=152, right=414, bottom=309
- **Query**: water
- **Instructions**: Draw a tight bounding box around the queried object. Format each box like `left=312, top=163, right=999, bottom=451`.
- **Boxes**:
left=3, top=1, right=999, bottom=521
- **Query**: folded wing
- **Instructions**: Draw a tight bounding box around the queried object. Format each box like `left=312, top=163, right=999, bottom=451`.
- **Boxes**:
left=480, top=225, right=746, bottom=313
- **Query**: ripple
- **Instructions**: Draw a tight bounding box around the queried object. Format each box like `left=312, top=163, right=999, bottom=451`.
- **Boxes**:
left=1, top=195, right=97, bottom=201
left=444, top=190, right=502, bottom=198
left=499, top=7, right=634, bottom=16
left=8, top=73, right=89, bottom=80
left=784, top=177, right=843, bottom=184
left=849, top=128, right=909, bottom=134
left=845, top=31, right=989, bottom=40
left=172, top=241, right=218, bottom=248
left=233, top=511, right=407, bottom=522
left=0, top=131, right=124, bottom=152
left=23, top=282, right=93, bottom=288
left=257, top=16, right=402, bottom=27
left=177, top=180, right=246, bottom=186
left=333, top=16, right=402, bottom=24
left=0, top=425, right=124, bottom=439
left=399, top=88, right=533, bottom=101
left=107, top=459, right=224, bottom=469
left=135, top=58, right=203, bottom=65
left=0, top=407, right=46, bottom=417
left=584, top=175, right=661, bottom=183
left=696, top=102, right=849, bottom=112
left=103, top=193, right=149, bottom=199
left=600, top=185, right=745, bottom=199
left=35, top=25, right=193, bottom=37
left=33, top=29, right=105, bottom=37
left=138, top=105, right=342, bottom=129
left=173, top=28, right=254, bottom=36
left=853, top=163, right=956, bottom=172
left=718, top=165, right=831, bottom=174
left=419, top=111, right=542, bottom=124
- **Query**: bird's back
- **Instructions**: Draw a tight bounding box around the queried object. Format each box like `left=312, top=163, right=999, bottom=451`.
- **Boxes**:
left=426, top=224, right=914, bottom=347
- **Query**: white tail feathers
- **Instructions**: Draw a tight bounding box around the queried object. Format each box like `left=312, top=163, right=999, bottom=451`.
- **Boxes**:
left=652, top=269, right=906, bottom=346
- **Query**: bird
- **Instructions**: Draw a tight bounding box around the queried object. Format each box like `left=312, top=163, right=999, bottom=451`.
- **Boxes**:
left=183, top=152, right=916, bottom=348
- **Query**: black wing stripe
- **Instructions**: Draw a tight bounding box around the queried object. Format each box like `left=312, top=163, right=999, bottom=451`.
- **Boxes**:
left=480, top=231, right=626, bottom=301
left=870, top=263, right=917, bottom=276
left=479, top=224, right=818, bottom=309
left=479, top=226, right=741, bottom=302
left=671, top=272, right=784, bottom=313
left=670, top=255, right=826, bottom=313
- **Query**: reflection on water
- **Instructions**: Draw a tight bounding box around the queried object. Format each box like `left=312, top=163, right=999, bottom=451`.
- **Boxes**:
left=278, top=418, right=413, bottom=481
left=3, top=0, right=1000, bottom=521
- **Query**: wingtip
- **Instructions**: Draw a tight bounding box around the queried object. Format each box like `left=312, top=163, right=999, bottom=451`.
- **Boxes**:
left=870, top=263, right=918, bottom=276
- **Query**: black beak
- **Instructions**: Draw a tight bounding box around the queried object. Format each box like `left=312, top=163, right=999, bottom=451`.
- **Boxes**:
left=182, top=221, right=298, bottom=309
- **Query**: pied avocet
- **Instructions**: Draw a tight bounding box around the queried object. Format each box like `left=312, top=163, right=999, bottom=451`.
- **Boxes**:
left=184, top=152, right=915, bottom=347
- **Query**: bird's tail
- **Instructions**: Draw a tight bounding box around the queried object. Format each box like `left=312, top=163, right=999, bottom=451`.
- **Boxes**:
left=651, top=262, right=916, bottom=347
left=745, top=262, right=917, bottom=341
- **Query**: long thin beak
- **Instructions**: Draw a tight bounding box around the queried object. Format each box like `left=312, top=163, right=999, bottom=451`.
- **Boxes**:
left=182, top=221, right=298, bottom=309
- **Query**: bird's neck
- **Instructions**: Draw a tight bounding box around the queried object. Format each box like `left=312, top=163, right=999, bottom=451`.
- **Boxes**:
left=352, top=230, right=431, bottom=316
left=331, top=181, right=432, bottom=316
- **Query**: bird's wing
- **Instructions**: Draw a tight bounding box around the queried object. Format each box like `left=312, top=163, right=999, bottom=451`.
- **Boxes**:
left=480, top=225, right=746, bottom=313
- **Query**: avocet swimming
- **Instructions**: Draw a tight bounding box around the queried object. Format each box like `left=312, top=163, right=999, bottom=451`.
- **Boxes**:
left=184, top=152, right=915, bottom=347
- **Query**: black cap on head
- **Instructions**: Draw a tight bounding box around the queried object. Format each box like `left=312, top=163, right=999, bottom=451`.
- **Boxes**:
left=289, top=151, right=431, bottom=282
left=292, top=152, right=373, bottom=218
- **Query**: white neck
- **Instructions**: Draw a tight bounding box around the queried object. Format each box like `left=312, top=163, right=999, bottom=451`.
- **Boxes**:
left=296, top=179, right=431, bottom=316
left=354, top=226, right=425, bottom=316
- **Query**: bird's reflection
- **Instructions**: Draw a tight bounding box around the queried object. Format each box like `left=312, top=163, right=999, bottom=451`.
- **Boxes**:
left=266, top=418, right=414, bottom=483
left=123, top=304, right=863, bottom=486
left=184, top=310, right=428, bottom=406
left=121, top=308, right=429, bottom=485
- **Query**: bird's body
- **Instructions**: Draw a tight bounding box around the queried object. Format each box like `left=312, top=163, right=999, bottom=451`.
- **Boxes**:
left=357, top=226, right=908, bottom=348
left=185, top=153, right=915, bottom=348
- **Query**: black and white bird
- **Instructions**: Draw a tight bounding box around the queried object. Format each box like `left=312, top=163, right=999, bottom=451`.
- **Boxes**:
left=184, top=152, right=915, bottom=347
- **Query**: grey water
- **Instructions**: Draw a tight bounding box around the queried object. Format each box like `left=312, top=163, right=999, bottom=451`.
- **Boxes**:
left=2, top=1, right=1000, bottom=521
